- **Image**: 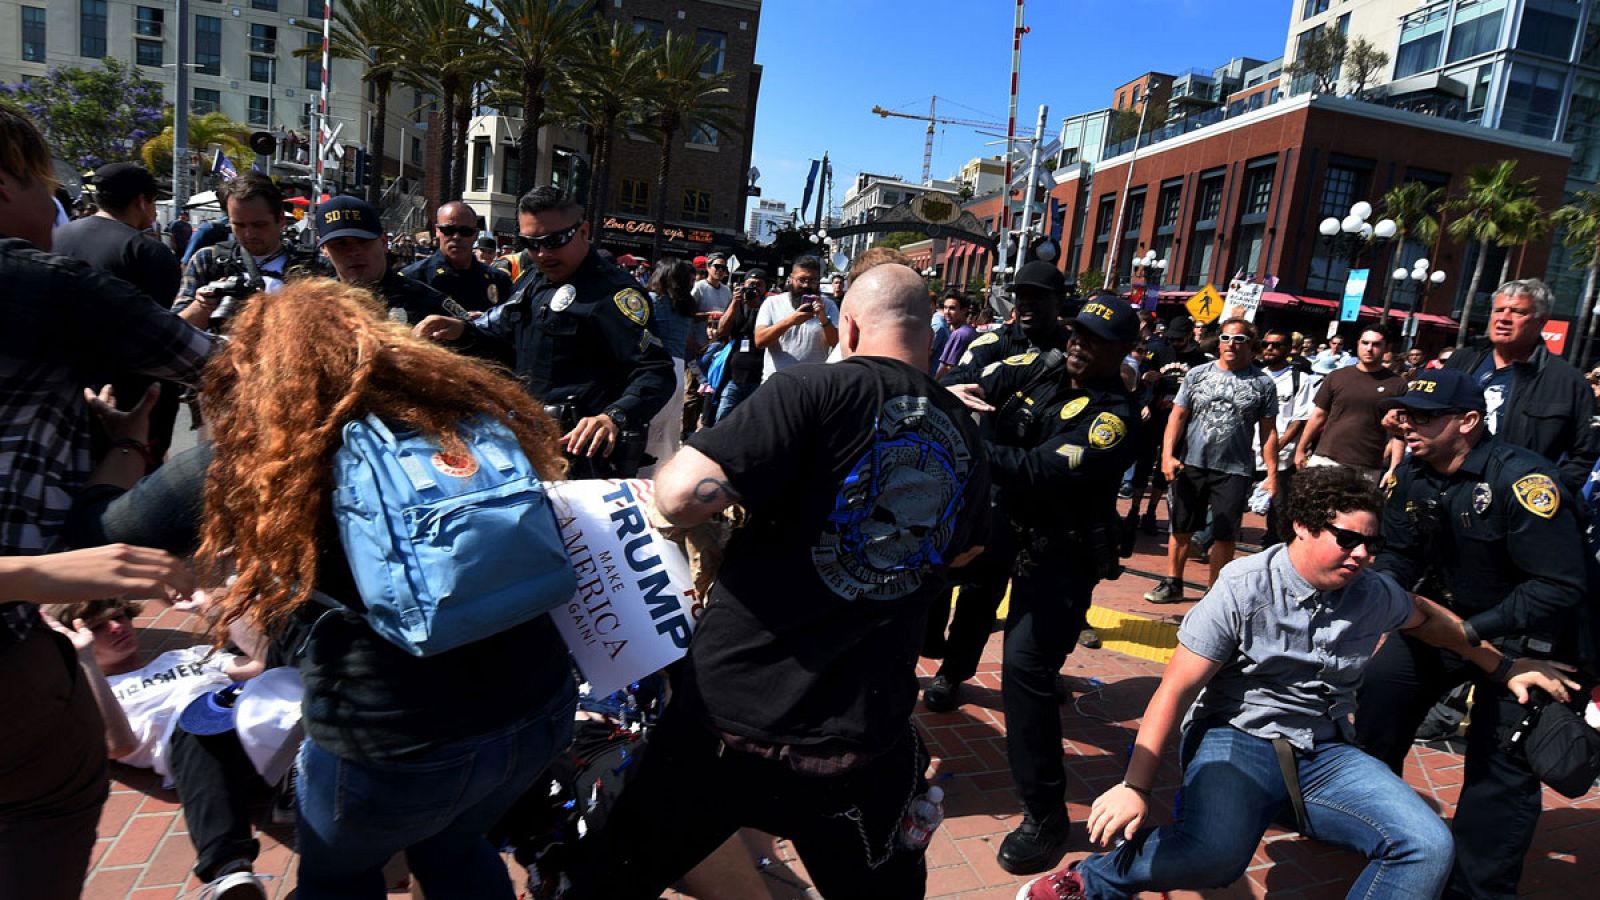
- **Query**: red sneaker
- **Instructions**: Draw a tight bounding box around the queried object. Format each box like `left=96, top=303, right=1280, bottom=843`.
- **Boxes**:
left=1015, top=866, right=1087, bottom=900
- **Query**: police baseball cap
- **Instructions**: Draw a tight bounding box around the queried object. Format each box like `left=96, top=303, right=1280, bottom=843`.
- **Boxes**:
left=1074, top=298, right=1141, bottom=343
left=1012, top=260, right=1066, bottom=295
left=475, top=235, right=496, bottom=250
left=314, top=195, right=384, bottom=246
left=1167, top=314, right=1195, bottom=334
left=1379, top=368, right=1487, bottom=413
left=92, top=162, right=168, bottom=206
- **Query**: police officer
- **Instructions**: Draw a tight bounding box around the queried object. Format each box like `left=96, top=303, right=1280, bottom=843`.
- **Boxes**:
left=949, top=298, right=1142, bottom=875
left=922, top=260, right=1077, bottom=715
left=415, top=186, right=674, bottom=478
left=314, top=196, right=476, bottom=326
left=401, top=200, right=514, bottom=315
left=940, top=259, right=1071, bottom=386
left=1356, top=368, right=1590, bottom=898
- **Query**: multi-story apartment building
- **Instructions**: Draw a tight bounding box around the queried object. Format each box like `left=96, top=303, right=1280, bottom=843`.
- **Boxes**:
left=837, top=173, right=962, bottom=262
left=747, top=197, right=788, bottom=243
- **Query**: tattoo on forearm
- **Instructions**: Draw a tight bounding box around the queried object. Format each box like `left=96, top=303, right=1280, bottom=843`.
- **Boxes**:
left=693, top=478, right=739, bottom=504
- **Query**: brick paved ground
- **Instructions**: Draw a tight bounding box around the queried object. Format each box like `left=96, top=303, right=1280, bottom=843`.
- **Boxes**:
left=83, top=502, right=1600, bottom=898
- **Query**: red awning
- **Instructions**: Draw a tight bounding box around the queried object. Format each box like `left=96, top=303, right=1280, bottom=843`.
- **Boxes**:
left=1355, top=305, right=1457, bottom=328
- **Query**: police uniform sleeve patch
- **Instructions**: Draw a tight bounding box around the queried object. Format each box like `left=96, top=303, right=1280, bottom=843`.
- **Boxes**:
left=1002, top=351, right=1039, bottom=367
left=969, top=332, right=999, bottom=349
left=614, top=287, right=650, bottom=326
left=981, top=361, right=1002, bottom=378
left=1087, top=412, right=1126, bottom=450
left=1512, top=473, right=1560, bottom=519
left=1059, top=396, right=1090, bottom=421
left=1055, top=443, right=1086, bottom=468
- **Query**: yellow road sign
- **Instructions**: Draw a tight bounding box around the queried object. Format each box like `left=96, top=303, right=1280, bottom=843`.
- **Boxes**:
left=1186, top=284, right=1223, bottom=323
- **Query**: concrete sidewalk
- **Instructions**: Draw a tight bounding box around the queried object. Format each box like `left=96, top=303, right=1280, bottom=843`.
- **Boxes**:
left=82, top=503, right=1600, bottom=898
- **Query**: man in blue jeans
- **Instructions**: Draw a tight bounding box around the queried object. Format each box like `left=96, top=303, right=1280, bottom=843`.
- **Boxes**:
left=1016, top=466, right=1578, bottom=900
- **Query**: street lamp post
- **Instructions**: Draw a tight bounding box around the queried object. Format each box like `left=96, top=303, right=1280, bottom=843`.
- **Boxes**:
left=1390, top=257, right=1447, bottom=351
left=1317, top=201, right=1395, bottom=309
left=1104, top=80, right=1162, bottom=291
left=1131, top=249, right=1167, bottom=306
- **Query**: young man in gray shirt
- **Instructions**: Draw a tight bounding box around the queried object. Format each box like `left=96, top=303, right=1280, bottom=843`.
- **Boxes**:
left=1016, top=465, right=1578, bottom=900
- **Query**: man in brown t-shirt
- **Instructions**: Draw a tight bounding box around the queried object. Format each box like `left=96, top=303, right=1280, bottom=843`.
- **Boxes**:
left=1294, top=326, right=1404, bottom=484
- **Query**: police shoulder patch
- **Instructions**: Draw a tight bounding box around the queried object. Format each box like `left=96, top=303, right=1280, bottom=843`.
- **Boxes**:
left=969, top=332, right=1000, bottom=349
left=1511, top=473, right=1560, bottom=519
left=981, top=361, right=1002, bottom=378
left=1059, top=396, right=1090, bottom=421
left=1055, top=443, right=1086, bottom=468
left=1087, top=412, right=1126, bottom=450
left=1002, top=351, right=1039, bottom=367
left=614, top=287, right=650, bottom=326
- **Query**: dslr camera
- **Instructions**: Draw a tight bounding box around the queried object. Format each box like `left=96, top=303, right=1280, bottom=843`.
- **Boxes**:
left=200, top=269, right=266, bottom=328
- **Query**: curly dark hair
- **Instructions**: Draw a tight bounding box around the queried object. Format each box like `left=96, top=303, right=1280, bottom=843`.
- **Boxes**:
left=1283, top=465, right=1383, bottom=540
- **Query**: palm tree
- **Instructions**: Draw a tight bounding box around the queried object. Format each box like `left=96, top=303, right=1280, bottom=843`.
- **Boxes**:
left=294, top=0, right=408, bottom=204
left=399, top=0, right=492, bottom=206
left=558, top=21, right=657, bottom=220
left=643, top=31, right=738, bottom=260
left=140, top=109, right=251, bottom=177
left=1378, top=181, right=1442, bottom=323
left=1493, top=196, right=1548, bottom=286
left=486, top=0, right=594, bottom=195
left=1445, top=160, right=1541, bottom=347
left=1553, top=188, right=1600, bottom=361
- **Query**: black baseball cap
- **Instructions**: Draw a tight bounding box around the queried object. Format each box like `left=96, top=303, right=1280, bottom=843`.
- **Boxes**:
left=92, top=162, right=167, bottom=206
left=1074, top=298, right=1141, bottom=343
left=314, top=195, right=384, bottom=246
left=1012, top=260, right=1066, bottom=296
left=1167, top=314, right=1195, bottom=333
left=1378, top=368, right=1487, bottom=413
left=475, top=235, right=496, bottom=250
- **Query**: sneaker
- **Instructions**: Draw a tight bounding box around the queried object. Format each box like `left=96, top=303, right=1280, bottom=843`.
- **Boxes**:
left=1143, top=578, right=1184, bottom=604
left=996, top=813, right=1071, bottom=875
left=1117, top=482, right=1133, bottom=498
left=923, top=675, right=961, bottom=713
left=1015, top=865, right=1087, bottom=900
left=195, top=870, right=268, bottom=900
left=1078, top=627, right=1102, bottom=650
left=1188, top=537, right=1210, bottom=564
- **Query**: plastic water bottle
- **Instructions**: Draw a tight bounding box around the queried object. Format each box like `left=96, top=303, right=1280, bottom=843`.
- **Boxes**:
left=897, top=786, right=945, bottom=851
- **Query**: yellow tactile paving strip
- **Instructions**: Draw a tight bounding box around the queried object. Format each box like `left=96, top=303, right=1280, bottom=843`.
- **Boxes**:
left=994, top=592, right=1181, bottom=665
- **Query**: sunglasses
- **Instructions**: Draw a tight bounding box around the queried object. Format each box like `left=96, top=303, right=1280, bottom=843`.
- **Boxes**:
left=436, top=225, right=479, bottom=238
left=1395, top=407, right=1461, bottom=426
left=1261, top=340, right=1289, bottom=348
left=1218, top=333, right=1253, bottom=345
left=1326, top=524, right=1385, bottom=554
left=515, top=222, right=582, bottom=253
left=711, top=263, right=728, bottom=270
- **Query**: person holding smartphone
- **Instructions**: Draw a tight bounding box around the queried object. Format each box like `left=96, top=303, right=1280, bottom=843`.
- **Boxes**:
left=753, top=255, right=838, bottom=381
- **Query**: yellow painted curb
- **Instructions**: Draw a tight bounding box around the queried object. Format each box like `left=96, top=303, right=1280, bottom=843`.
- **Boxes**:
left=991, top=589, right=1180, bottom=666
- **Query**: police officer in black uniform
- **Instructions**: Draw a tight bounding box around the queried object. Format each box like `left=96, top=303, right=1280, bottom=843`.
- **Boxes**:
left=1356, top=369, right=1590, bottom=899
left=921, top=261, right=1077, bottom=714
left=401, top=200, right=514, bottom=314
left=948, top=298, right=1142, bottom=875
left=313, top=196, right=478, bottom=326
left=415, top=186, right=674, bottom=478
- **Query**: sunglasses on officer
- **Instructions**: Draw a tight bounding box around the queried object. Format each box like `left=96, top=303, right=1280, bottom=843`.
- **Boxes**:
left=1325, top=524, right=1385, bottom=554
left=436, top=224, right=479, bottom=238
left=515, top=221, right=583, bottom=253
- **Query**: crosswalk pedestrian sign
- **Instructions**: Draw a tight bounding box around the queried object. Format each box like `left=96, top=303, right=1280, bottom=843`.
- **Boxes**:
left=1186, top=284, right=1223, bottom=324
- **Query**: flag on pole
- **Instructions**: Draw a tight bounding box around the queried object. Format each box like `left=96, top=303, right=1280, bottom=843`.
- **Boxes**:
left=211, top=148, right=239, bottom=180
left=799, top=159, right=821, bottom=220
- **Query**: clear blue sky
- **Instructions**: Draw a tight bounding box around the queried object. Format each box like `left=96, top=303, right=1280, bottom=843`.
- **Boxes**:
left=749, top=0, right=1295, bottom=222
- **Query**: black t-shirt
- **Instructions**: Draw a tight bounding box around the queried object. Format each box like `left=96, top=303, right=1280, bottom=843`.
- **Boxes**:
left=683, top=357, right=990, bottom=752
left=723, top=301, right=765, bottom=385
left=52, top=215, right=181, bottom=308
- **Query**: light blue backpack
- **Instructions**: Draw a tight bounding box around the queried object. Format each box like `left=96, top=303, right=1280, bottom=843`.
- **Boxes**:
left=330, top=413, right=575, bottom=657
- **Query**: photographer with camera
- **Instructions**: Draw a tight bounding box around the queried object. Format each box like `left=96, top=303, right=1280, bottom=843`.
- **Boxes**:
left=707, top=269, right=770, bottom=424
left=175, top=173, right=318, bottom=330
left=753, top=255, right=838, bottom=380
left=414, top=187, right=673, bottom=478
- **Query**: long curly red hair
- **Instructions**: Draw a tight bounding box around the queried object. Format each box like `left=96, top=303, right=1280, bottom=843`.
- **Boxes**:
left=195, top=278, right=566, bottom=640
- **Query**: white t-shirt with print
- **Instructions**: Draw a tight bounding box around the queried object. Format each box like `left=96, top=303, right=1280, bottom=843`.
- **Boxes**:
left=109, top=645, right=238, bottom=778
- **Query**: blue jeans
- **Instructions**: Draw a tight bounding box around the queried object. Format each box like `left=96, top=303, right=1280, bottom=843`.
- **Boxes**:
left=716, top=380, right=756, bottom=423
left=1076, top=725, right=1452, bottom=899
left=293, top=684, right=576, bottom=900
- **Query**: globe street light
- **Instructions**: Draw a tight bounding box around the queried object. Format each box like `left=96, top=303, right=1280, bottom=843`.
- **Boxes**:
left=1391, top=258, right=1448, bottom=350
left=1319, top=201, right=1397, bottom=303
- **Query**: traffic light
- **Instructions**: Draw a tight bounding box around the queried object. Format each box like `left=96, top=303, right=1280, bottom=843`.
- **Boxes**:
left=353, top=148, right=370, bottom=189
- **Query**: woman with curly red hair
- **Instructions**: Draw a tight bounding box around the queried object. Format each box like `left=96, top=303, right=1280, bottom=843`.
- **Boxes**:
left=68, top=278, right=577, bottom=900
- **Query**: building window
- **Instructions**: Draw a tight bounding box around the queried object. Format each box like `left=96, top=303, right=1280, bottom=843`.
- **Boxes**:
left=250, top=23, right=277, bottom=54
left=137, top=40, right=163, bottom=68
left=136, top=6, right=164, bottom=37
left=411, top=135, right=423, bottom=166
left=412, top=89, right=426, bottom=123
left=1301, top=0, right=1328, bottom=19
left=632, top=17, right=665, bottom=44
left=253, top=0, right=278, bottom=9
left=1157, top=184, right=1183, bottom=228
left=21, top=7, right=46, bottom=62
left=688, top=123, right=719, bottom=147
left=682, top=189, right=712, bottom=224
left=196, top=15, right=223, bottom=76
left=1124, top=191, right=1146, bottom=234
left=620, top=178, right=650, bottom=213
left=471, top=139, right=491, bottom=193
left=194, top=88, right=221, bottom=115
left=304, top=33, right=321, bottom=90
left=1196, top=176, right=1224, bottom=222
left=1519, top=0, right=1580, bottom=59
left=1502, top=61, right=1567, bottom=138
left=1095, top=195, right=1117, bottom=234
left=1244, top=166, right=1275, bottom=215
left=248, top=95, right=270, bottom=126
left=1447, top=0, right=1506, bottom=64
left=250, top=57, right=274, bottom=83
left=696, top=29, right=726, bottom=74
left=1319, top=165, right=1363, bottom=216
left=501, top=144, right=522, bottom=196
left=307, top=0, right=325, bottom=16
left=80, top=0, right=108, bottom=58
left=1395, top=5, right=1448, bottom=77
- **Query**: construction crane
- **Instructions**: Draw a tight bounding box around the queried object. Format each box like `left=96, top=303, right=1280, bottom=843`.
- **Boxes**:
left=870, top=96, right=1006, bottom=184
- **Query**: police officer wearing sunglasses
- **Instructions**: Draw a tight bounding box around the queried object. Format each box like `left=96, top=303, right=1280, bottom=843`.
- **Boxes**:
left=1355, top=367, right=1590, bottom=898
left=401, top=200, right=513, bottom=314
left=414, top=187, right=673, bottom=477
